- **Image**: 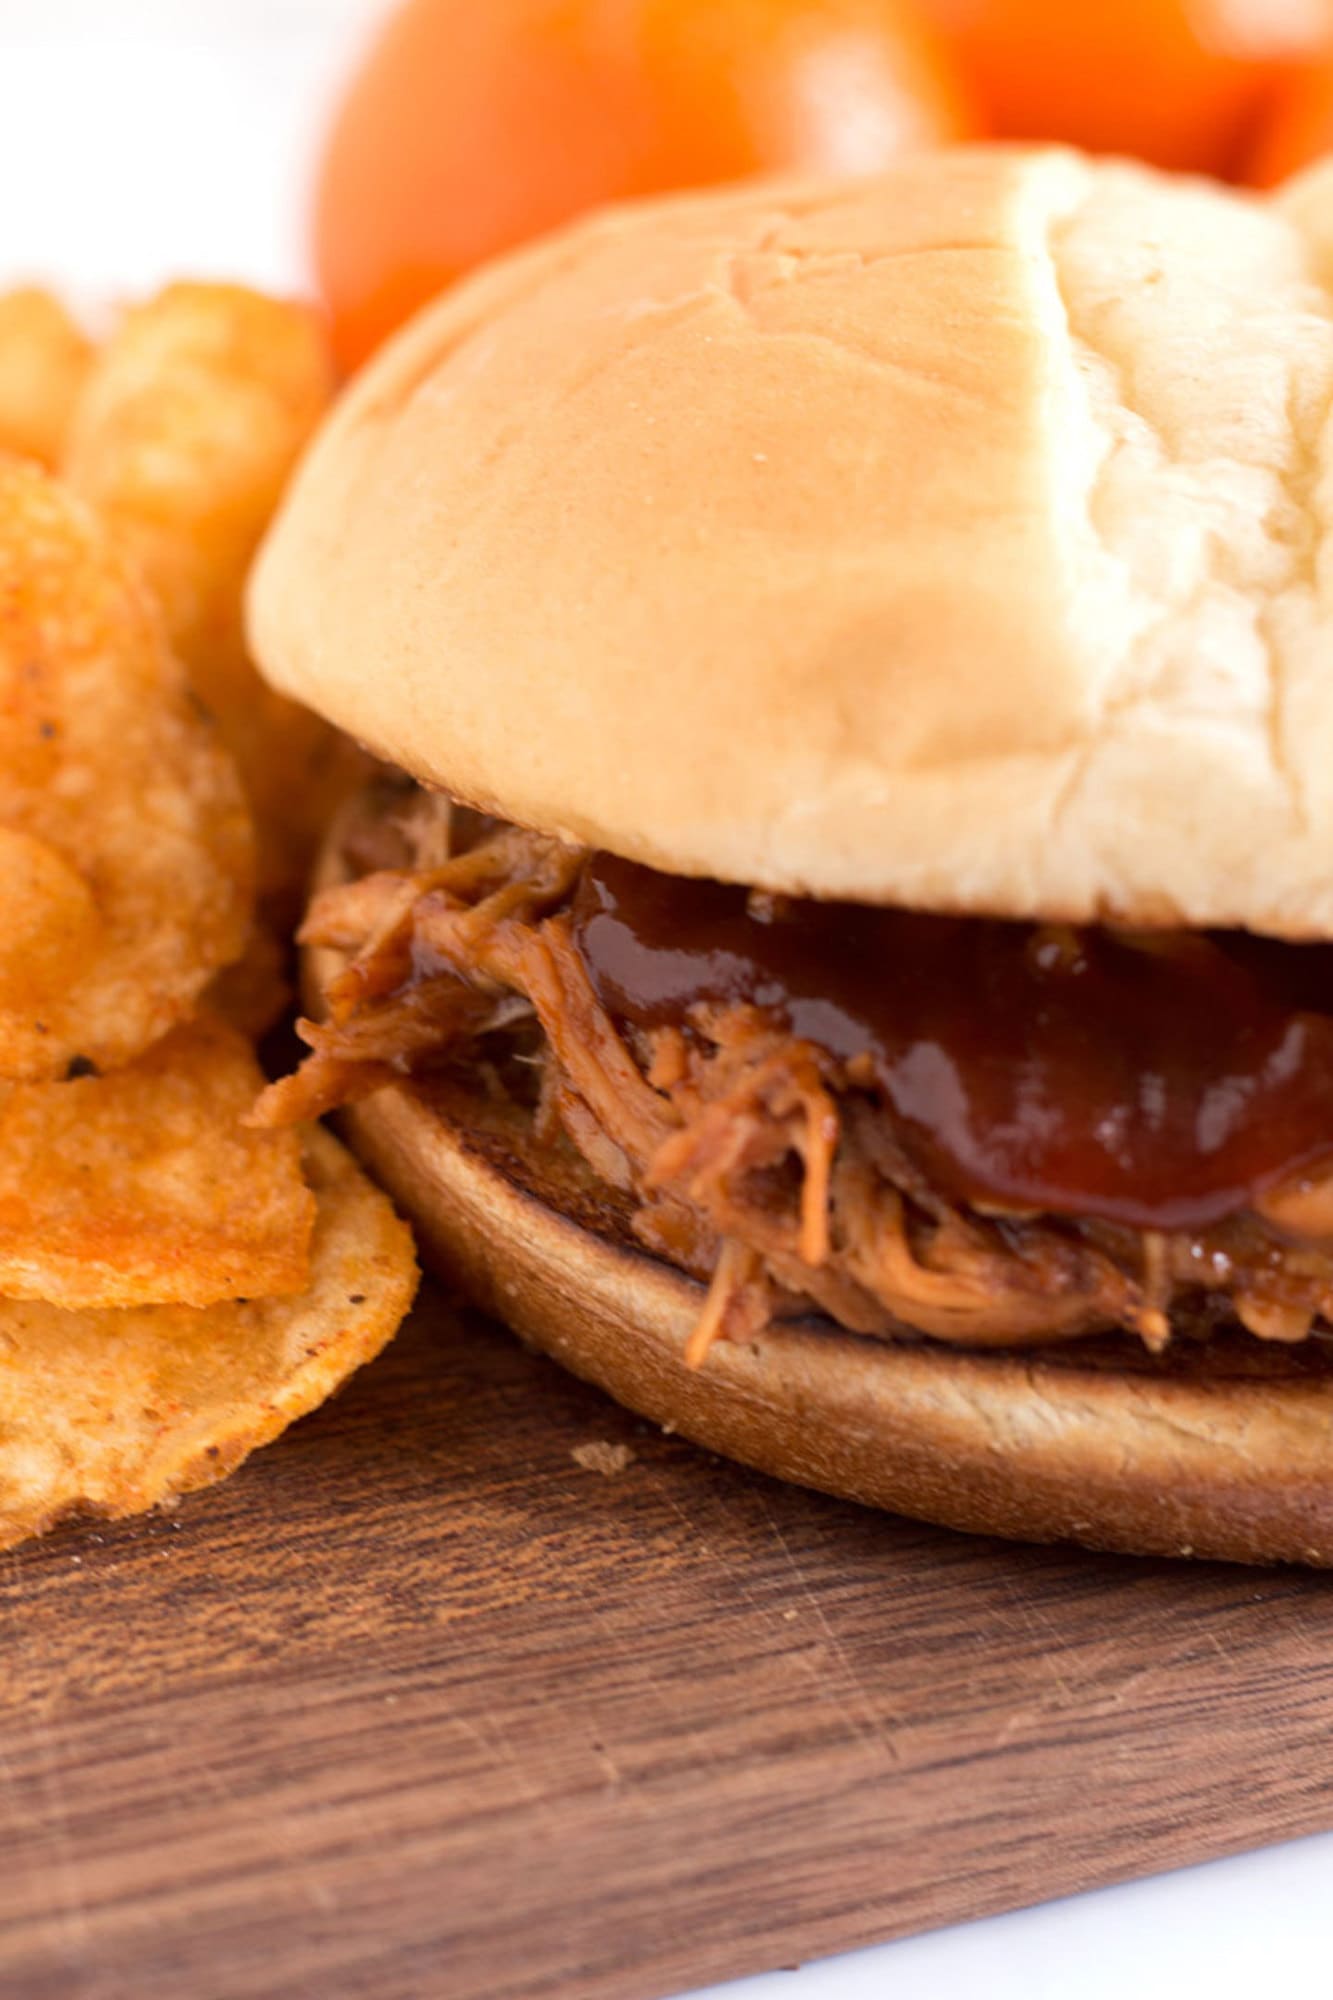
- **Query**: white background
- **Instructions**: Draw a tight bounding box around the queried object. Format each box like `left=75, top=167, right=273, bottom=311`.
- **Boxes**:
left=4, top=3, right=1333, bottom=1994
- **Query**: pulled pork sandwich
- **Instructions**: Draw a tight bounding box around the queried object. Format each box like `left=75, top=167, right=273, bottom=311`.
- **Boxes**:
left=250, top=146, right=1333, bottom=1564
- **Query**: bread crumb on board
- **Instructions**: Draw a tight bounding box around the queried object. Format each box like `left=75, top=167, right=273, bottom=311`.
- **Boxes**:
left=571, top=1441, right=636, bottom=1478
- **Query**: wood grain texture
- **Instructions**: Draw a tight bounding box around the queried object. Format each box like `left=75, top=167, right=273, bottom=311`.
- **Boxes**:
left=4, top=1288, right=1333, bottom=2000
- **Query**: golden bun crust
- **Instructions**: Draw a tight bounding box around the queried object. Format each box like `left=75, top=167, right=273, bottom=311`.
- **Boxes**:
left=335, top=1077, right=1333, bottom=1567
left=254, top=146, right=1333, bottom=934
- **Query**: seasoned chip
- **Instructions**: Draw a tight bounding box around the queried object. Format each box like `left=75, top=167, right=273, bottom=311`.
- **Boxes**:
left=0, top=1126, right=418, bottom=1549
left=0, top=1013, right=312, bottom=1309
left=0, top=289, right=94, bottom=466
left=64, top=282, right=333, bottom=660
left=0, top=459, right=253, bottom=1080
left=0, top=827, right=103, bottom=1022
left=62, top=282, right=367, bottom=915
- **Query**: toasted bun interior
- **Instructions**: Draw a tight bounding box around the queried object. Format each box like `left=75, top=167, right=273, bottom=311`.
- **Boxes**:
left=334, top=1074, right=1333, bottom=1568
left=256, top=147, right=1333, bottom=935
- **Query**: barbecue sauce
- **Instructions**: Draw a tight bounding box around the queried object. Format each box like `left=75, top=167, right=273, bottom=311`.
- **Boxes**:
left=572, top=853, right=1333, bottom=1231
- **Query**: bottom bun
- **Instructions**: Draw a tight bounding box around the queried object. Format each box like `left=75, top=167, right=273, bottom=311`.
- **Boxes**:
left=334, top=1075, right=1333, bottom=1568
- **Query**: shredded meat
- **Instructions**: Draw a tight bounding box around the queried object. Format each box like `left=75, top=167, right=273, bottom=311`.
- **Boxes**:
left=254, top=792, right=1333, bottom=1364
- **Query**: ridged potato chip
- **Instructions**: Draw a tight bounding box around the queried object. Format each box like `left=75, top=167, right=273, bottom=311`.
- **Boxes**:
left=63, top=283, right=367, bottom=915
left=0, top=458, right=253, bottom=1080
left=0, top=827, right=103, bottom=1022
left=0, top=1012, right=313, bottom=1309
left=0, top=1127, right=418, bottom=1550
left=0, top=289, right=93, bottom=466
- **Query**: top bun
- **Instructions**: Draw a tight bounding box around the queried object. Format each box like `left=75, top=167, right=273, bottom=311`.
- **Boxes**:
left=250, top=148, right=1333, bottom=934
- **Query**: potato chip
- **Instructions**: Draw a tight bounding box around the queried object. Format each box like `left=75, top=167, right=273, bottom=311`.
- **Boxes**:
left=0, top=289, right=94, bottom=466
left=62, top=283, right=367, bottom=915
left=0, top=827, right=103, bottom=1022
left=0, top=459, right=253, bottom=1080
left=0, top=1126, right=418, bottom=1549
left=0, top=1012, right=312, bottom=1309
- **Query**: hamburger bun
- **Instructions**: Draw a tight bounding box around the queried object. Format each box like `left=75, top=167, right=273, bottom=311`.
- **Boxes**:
left=253, top=146, right=1333, bottom=935
left=332, top=1050, right=1333, bottom=1570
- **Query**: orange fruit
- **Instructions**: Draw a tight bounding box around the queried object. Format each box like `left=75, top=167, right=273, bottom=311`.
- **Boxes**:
left=315, top=0, right=979, bottom=371
left=1247, top=61, right=1333, bottom=185
left=918, top=0, right=1333, bottom=175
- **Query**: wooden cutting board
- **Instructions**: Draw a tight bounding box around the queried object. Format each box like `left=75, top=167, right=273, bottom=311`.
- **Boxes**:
left=5, top=1288, right=1333, bottom=2000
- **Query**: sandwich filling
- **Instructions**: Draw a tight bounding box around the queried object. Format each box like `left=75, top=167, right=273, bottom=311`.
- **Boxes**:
left=258, top=782, right=1333, bottom=1363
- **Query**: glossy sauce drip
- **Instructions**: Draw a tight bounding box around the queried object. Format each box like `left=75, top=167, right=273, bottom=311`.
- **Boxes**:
left=572, top=853, right=1333, bottom=1232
